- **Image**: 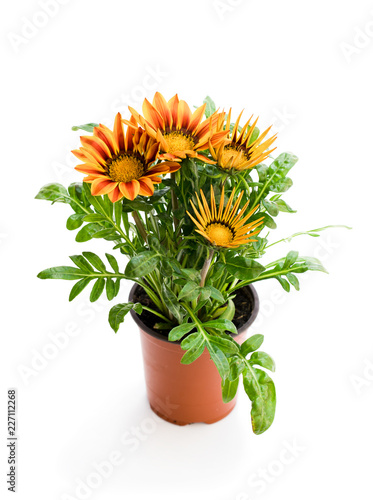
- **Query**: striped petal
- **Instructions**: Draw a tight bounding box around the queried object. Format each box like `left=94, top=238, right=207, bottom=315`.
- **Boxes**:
left=114, top=112, right=125, bottom=151
left=143, top=99, right=165, bottom=131
left=108, top=185, right=123, bottom=203
left=138, top=177, right=155, bottom=197
left=153, top=92, right=172, bottom=128
left=119, top=180, right=140, bottom=201
left=91, top=177, right=117, bottom=196
left=168, top=94, right=179, bottom=127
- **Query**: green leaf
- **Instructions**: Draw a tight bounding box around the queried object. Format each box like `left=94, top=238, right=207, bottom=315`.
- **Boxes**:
left=71, top=123, right=99, bottom=133
left=69, top=278, right=91, bottom=302
left=270, top=177, right=293, bottom=193
left=207, top=343, right=230, bottom=380
left=151, top=187, right=170, bottom=202
left=222, top=377, right=239, bottom=403
left=106, top=278, right=115, bottom=301
left=241, top=334, right=264, bottom=357
left=109, top=302, right=143, bottom=333
left=180, top=333, right=205, bottom=364
left=268, top=152, right=298, bottom=178
left=218, top=299, right=235, bottom=321
left=125, top=251, right=160, bottom=278
left=180, top=268, right=201, bottom=282
left=114, top=200, right=123, bottom=226
left=69, top=255, right=94, bottom=273
left=83, top=214, right=108, bottom=223
left=75, top=223, right=102, bottom=242
left=82, top=183, right=110, bottom=216
left=122, top=198, right=153, bottom=213
left=225, top=256, right=265, bottom=281
left=208, top=335, right=239, bottom=355
left=300, top=256, right=328, bottom=273
left=178, top=282, right=200, bottom=302
left=168, top=322, right=195, bottom=342
left=90, top=278, right=105, bottom=302
left=82, top=252, right=107, bottom=272
left=180, top=332, right=202, bottom=350
left=68, top=182, right=88, bottom=206
left=284, top=250, right=299, bottom=268
left=203, top=96, right=216, bottom=118
left=37, top=266, right=85, bottom=280
left=263, top=199, right=279, bottom=217
left=114, top=278, right=121, bottom=297
left=275, top=276, right=290, bottom=292
left=203, top=319, right=237, bottom=334
left=105, top=253, right=119, bottom=273
left=249, top=351, right=276, bottom=372
left=275, top=199, right=296, bottom=213
left=262, top=213, right=277, bottom=229
left=66, top=214, right=85, bottom=230
left=35, top=183, right=69, bottom=203
left=92, top=228, right=117, bottom=239
left=162, top=283, right=183, bottom=323
left=69, top=278, right=92, bottom=301
left=204, top=285, right=225, bottom=303
left=243, top=368, right=276, bottom=435
left=287, top=273, right=300, bottom=290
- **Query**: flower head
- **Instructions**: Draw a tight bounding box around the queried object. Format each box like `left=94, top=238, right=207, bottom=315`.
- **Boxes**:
left=125, top=92, right=228, bottom=164
left=209, top=110, right=277, bottom=173
left=187, top=186, right=264, bottom=248
left=72, top=113, right=180, bottom=202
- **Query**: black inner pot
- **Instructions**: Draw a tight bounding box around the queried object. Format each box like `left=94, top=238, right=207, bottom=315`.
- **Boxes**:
left=129, top=283, right=259, bottom=344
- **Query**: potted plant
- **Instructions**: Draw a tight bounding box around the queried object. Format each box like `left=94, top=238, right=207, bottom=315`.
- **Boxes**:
left=36, top=93, right=345, bottom=434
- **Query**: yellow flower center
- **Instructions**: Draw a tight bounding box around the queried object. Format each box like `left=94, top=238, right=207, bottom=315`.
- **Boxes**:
left=164, top=131, right=195, bottom=154
left=108, top=154, right=145, bottom=183
left=206, top=223, right=234, bottom=246
left=220, top=146, right=247, bottom=168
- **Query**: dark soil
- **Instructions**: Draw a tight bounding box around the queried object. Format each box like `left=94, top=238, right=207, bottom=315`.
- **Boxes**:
left=133, top=285, right=254, bottom=338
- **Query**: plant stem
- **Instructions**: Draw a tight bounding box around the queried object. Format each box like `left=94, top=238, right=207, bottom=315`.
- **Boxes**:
left=141, top=306, right=172, bottom=323
left=132, top=211, right=148, bottom=243
left=171, top=172, right=179, bottom=231
left=199, top=248, right=214, bottom=288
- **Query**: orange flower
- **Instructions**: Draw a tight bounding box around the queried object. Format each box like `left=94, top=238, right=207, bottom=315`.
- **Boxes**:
left=187, top=186, right=264, bottom=249
left=209, top=110, right=277, bottom=172
left=72, top=113, right=180, bottom=202
left=125, top=92, right=228, bottom=164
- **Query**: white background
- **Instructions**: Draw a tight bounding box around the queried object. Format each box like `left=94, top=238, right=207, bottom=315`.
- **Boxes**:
left=1, top=0, right=373, bottom=499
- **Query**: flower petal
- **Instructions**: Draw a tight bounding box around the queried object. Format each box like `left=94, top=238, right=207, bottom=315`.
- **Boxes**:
left=114, top=112, right=125, bottom=151
left=168, top=94, right=179, bottom=128
left=91, top=177, right=118, bottom=196
left=138, top=177, right=155, bottom=197
left=108, top=185, right=123, bottom=203
left=153, top=92, right=172, bottom=128
left=119, top=180, right=140, bottom=201
left=142, top=98, right=165, bottom=131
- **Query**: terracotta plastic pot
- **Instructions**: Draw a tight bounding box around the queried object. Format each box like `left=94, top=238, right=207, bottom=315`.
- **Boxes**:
left=129, top=284, right=259, bottom=425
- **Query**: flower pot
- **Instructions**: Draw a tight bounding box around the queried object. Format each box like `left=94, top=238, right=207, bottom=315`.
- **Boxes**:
left=129, top=284, right=259, bottom=425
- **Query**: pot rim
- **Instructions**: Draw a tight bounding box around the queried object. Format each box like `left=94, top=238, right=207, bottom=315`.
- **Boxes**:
left=129, top=282, right=259, bottom=344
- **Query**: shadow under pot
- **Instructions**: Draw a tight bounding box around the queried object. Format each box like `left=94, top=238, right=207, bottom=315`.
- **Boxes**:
left=129, top=283, right=259, bottom=426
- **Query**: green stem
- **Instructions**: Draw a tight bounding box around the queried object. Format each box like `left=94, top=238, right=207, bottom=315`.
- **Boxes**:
left=132, top=211, right=148, bottom=243
left=228, top=265, right=307, bottom=294
left=141, top=306, right=172, bottom=323
left=200, top=248, right=214, bottom=288
left=240, top=175, right=251, bottom=196
left=171, top=172, right=179, bottom=231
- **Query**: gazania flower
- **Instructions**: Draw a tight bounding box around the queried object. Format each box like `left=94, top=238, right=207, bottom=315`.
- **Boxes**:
left=125, top=92, right=228, bottom=164
left=187, top=186, right=264, bottom=248
left=72, top=113, right=180, bottom=202
left=209, top=110, right=277, bottom=172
